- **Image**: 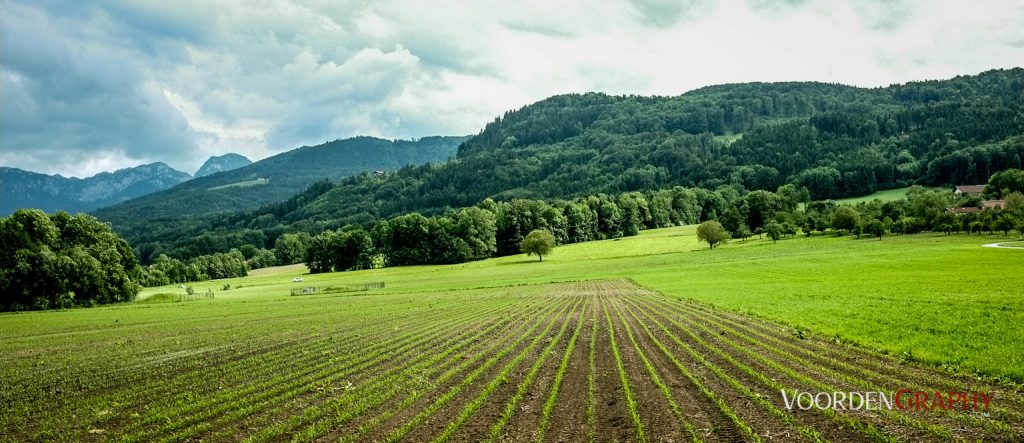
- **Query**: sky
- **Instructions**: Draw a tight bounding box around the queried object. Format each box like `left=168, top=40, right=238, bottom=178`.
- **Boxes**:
left=1, top=0, right=1023, bottom=178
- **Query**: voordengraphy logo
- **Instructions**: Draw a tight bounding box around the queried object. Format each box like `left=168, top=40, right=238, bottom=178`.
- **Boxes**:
left=781, top=389, right=994, bottom=413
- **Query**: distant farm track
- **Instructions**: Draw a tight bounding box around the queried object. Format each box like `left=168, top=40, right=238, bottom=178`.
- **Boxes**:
left=982, top=241, right=1024, bottom=249
left=2, top=281, right=1021, bottom=442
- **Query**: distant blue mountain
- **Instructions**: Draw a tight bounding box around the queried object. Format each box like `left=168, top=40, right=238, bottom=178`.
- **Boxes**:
left=195, top=153, right=252, bottom=177
left=1, top=163, right=193, bottom=216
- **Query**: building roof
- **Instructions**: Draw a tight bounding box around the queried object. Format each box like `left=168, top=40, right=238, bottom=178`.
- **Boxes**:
left=955, top=185, right=986, bottom=194
left=948, top=200, right=1006, bottom=214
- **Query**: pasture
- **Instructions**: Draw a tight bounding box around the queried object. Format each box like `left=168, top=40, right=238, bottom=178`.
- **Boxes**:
left=831, top=186, right=933, bottom=205
left=2, top=227, right=1023, bottom=441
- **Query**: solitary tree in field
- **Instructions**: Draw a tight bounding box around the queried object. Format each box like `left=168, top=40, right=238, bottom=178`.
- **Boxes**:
left=696, top=221, right=730, bottom=250
left=521, top=229, right=556, bottom=262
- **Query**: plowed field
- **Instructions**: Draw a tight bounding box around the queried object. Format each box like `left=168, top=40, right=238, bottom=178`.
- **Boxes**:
left=2, top=280, right=1021, bottom=442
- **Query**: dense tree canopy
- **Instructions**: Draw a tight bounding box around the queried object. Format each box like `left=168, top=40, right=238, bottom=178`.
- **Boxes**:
left=0, top=210, right=141, bottom=310
left=830, top=207, right=860, bottom=234
left=305, top=228, right=374, bottom=273
left=985, top=168, right=1024, bottom=197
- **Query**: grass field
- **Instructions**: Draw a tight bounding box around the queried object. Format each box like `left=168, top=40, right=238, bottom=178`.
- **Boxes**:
left=2, top=227, right=1023, bottom=441
left=136, top=226, right=1024, bottom=381
left=208, top=177, right=270, bottom=191
left=832, top=186, right=945, bottom=205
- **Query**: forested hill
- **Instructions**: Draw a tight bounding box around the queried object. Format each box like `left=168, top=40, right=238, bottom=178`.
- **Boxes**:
left=110, top=68, right=1024, bottom=262
left=278, top=68, right=1023, bottom=220
left=92, top=135, right=467, bottom=223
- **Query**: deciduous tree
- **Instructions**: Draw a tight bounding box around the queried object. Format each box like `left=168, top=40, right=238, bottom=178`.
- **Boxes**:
left=521, top=229, right=556, bottom=262
left=830, top=206, right=860, bottom=235
left=764, top=222, right=783, bottom=243
left=696, top=221, right=730, bottom=249
left=864, top=219, right=885, bottom=240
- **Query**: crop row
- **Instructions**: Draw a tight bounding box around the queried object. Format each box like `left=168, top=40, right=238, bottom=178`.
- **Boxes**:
left=5, top=280, right=1020, bottom=442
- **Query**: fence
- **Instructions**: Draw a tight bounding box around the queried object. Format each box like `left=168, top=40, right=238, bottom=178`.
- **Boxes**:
left=181, top=290, right=215, bottom=301
left=290, top=282, right=385, bottom=297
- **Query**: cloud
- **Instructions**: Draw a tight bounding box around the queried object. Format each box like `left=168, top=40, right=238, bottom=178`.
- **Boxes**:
left=628, top=0, right=718, bottom=27
left=501, top=20, right=577, bottom=39
left=851, top=0, right=916, bottom=32
left=0, top=1, right=198, bottom=176
left=1, top=0, right=1022, bottom=177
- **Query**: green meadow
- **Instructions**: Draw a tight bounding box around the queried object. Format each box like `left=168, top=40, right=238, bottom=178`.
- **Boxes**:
left=127, top=226, right=1024, bottom=382
left=831, top=186, right=950, bottom=205
left=207, top=177, right=270, bottom=191
left=832, top=186, right=919, bottom=204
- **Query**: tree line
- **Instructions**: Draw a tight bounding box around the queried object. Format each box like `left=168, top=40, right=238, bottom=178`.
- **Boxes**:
left=297, top=186, right=731, bottom=273
left=10, top=171, right=1019, bottom=305
left=131, top=168, right=1023, bottom=286
left=697, top=169, right=1024, bottom=249
left=138, top=250, right=252, bottom=287
left=296, top=170, right=1024, bottom=273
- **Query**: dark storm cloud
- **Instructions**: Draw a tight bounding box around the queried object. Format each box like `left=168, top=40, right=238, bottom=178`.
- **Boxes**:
left=0, top=2, right=198, bottom=174
left=98, top=0, right=216, bottom=44
left=1, top=0, right=1020, bottom=176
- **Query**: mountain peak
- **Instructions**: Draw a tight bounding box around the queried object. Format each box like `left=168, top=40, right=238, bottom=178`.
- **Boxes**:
left=195, top=153, right=252, bottom=178
left=1, top=163, right=192, bottom=216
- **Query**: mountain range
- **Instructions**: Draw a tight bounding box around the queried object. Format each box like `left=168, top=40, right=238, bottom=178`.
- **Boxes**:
left=91, top=136, right=467, bottom=223
left=3, top=135, right=464, bottom=218
left=0, top=163, right=193, bottom=216
left=0, top=153, right=257, bottom=216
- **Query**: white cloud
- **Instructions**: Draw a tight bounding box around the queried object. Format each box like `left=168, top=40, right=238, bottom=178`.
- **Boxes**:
left=1, top=0, right=1022, bottom=177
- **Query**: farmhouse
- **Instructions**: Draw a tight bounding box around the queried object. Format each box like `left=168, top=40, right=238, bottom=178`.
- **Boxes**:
left=982, top=199, right=1006, bottom=210
left=954, top=185, right=985, bottom=195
